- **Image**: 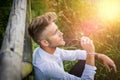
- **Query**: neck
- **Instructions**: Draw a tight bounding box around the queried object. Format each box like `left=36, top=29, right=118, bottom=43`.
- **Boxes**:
left=40, top=46, right=56, bottom=55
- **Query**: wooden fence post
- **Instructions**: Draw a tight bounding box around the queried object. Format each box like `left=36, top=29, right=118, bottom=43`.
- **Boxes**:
left=0, top=0, right=27, bottom=80
left=22, top=0, right=33, bottom=78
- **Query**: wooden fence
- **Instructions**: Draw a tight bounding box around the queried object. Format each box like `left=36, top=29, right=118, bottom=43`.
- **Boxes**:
left=0, top=0, right=33, bottom=80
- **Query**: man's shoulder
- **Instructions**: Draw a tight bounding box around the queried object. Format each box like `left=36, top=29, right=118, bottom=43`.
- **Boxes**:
left=34, top=47, right=40, bottom=53
left=32, top=47, right=40, bottom=58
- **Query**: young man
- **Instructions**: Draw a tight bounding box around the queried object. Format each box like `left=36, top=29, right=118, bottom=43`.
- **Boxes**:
left=28, top=12, right=117, bottom=80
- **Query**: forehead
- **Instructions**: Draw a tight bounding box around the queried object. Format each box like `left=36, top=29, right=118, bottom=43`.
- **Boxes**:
left=46, top=22, right=58, bottom=31
left=42, top=22, right=58, bottom=36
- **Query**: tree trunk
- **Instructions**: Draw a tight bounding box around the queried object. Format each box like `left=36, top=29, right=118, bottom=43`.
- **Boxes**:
left=0, top=0, right=27, bottom=80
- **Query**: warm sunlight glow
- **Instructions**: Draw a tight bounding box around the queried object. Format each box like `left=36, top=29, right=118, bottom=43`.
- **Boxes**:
left=97, top=0, right=120, bottom=20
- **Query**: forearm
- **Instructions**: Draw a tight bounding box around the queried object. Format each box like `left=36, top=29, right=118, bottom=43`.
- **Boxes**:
left=95, top=53, right=108, bottom=60
left=94, top=53, right=117, bottom=73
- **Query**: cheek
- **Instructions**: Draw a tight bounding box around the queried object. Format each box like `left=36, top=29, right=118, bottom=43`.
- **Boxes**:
left=48, top=36, right=59, bottom=43
left=52, top=37, right=60, bottom=43
left=48, top=34, right=62, bottom=44
left=51, top=35, right=59, bottom=41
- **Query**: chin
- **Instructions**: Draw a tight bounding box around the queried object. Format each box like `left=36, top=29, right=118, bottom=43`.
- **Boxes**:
left=61, top=41, right=66, bottom=46
left=57, top=40, right=66, bottom=46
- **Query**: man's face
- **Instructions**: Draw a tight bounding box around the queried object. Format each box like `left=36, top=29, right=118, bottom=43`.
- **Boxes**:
left=43, top=22, right=65, bottom=48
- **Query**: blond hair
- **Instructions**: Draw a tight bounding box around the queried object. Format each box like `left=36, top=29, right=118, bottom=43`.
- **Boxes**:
left=28, top=12, right=57, bottom=44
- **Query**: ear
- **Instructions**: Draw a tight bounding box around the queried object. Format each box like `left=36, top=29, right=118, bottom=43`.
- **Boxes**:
left=40, top=40, right=49, bottom=46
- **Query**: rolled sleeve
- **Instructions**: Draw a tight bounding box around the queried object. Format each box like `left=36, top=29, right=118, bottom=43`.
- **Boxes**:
left=81, top=64, right=97, bottom=80
left=57, top=48, right=87, bottom=61
left=37, top=62, right=96, bottom=80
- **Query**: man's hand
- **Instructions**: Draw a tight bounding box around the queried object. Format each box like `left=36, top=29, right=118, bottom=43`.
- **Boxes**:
left=80, top=36, right=95, bottom=53
left=97, top=54, right=117, bottom=73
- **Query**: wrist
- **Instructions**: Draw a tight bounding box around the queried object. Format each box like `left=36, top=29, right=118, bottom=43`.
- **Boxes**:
left=86, top=54, right=95, bottom=66
left=95, top=53, right=99, bottom=60
left=87, top=53, right=95, bottom=58
left=87, top=52, right=95, bottom=55
left=95, top=53, right=105, bottom=60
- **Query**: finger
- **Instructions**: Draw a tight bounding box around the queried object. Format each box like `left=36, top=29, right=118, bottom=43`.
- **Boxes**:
left=114, top=66, right=117, bottom=73
left=81, top=36, right=90, bottom=41
left=113, top=67, right=117, bottom=73
left=86, top=39, right=90, bottom=44
left=111, top=64, right=117, bottom=73
left=81, top=38, right=88, bottom=45
left=104, top=63, right=111, bottom=72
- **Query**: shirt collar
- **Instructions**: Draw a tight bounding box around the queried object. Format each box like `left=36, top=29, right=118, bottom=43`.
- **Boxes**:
left=38, top=47, right=58, bottom=61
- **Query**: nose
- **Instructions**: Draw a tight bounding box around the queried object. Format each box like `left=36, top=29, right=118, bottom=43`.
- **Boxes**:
left=58, top=30, right=63, bottom=36
left=60, top=31, right=63, bottom=35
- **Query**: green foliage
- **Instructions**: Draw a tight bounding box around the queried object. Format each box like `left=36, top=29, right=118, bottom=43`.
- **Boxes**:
left=31, top=0, right=48, bottom=19
left=32, top=40, right=39, bottom=52
left=0, top=0, right=12, bottom=48
left=31, top=0, right=120, bottom=79
left=92, top=23, right=120, bottom=80
left=63, top=60, right=78, bottom=72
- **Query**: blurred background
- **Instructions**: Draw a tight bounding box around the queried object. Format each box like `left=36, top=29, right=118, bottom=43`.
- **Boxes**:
left=0, top=0, right=120, bottom=80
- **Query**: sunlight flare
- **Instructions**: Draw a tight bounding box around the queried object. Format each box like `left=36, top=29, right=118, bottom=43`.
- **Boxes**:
left=97, top=0, right=120, bottom=20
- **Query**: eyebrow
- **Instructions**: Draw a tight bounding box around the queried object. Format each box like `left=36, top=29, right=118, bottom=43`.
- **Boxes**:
left=53, top=28, right=58, bottom=35
left=54, top=29, right=58, bottom=34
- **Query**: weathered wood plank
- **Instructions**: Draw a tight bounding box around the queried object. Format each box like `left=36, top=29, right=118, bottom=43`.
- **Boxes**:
left=0, top=0, right=27, bottom=80
left=22, top=0, right=33, bottom=77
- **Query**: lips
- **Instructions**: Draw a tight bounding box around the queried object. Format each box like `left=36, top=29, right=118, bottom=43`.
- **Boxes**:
left=61, top=38, right=64, bottom=41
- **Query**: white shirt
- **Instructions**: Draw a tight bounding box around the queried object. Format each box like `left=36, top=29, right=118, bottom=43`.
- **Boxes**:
left=33, top=47, right=96, bottom=80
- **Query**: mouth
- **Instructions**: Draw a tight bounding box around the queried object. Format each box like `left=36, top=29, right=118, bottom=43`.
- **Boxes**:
left=60, top=38, right=65, bottom=42
left=61, top=38, right=64, bottom=41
